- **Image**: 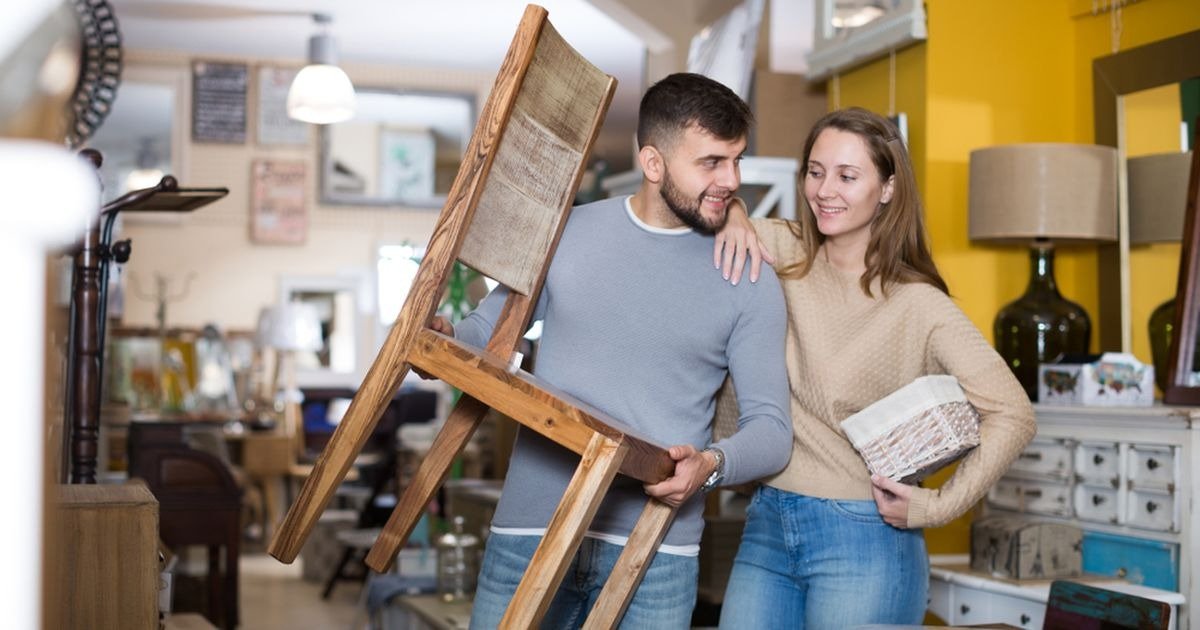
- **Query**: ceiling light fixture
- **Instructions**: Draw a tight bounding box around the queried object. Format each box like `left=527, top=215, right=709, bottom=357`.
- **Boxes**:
left=287, top=13, right=355, bottom=125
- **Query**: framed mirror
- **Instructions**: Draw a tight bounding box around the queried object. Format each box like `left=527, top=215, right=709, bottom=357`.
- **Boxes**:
left=278, top=275, right=363, bottom=386
left=84, top=64, right=188, bottom=204
left=1093, top=29, right=1200, bottom=402
left=1167, top=147, right=1200, bottom=403
left=806, top=0, right=927, bottom=81
left=320, top=88, right=475, bottom=208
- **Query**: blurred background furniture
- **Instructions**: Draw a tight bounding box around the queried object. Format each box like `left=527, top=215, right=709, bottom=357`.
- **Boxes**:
left=135, top=445, right=241, bottom=629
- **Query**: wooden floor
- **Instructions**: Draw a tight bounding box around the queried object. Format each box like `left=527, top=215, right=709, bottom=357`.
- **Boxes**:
left=237, top=552, right=362, bottom=629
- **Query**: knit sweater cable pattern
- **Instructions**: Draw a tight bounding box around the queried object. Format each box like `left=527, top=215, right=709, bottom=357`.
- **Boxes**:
left=750, top=218, right=1036, bottom=529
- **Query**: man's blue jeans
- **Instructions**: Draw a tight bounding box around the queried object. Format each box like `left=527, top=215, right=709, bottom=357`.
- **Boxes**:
left=719, top=485, right=928, bottom=629
left=468, top=532, right=698, bottom=629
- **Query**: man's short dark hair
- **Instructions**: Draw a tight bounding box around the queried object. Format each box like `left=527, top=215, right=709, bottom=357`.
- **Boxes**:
left=636, top=73, right=753, bottom=152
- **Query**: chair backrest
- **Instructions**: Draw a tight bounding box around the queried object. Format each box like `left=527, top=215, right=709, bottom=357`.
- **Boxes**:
left=1043, top=580, right=1171, bottom=630
left=456, top=15, right=614, bottom=295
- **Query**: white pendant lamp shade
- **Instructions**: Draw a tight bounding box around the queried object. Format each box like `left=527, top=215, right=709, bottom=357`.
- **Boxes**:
left=287, top=20, right=355, bottom=125
left=287, top=63, right=355, bottom=124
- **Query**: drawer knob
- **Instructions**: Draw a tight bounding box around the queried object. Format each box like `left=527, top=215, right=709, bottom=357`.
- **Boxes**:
left=1147, top=458, right=1160, bottom=471
left=1021, top=613, right=1031, bottom=625
left=1019, top=452, right=1043, bottom=461
left=1024, top=489, right=1043, bottom=498
left=961, top=604, right=971, bottom=615
left=1146, top=501, right=1159, bottom=513
left=1093, top=454, right=1104, bottom=465
left=1092, top=494, right=1105, bottom=506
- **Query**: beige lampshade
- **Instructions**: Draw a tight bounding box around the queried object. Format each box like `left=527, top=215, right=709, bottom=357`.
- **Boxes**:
left=968, top=143, right=1118, bottom=242
left=1128, top=151, right=1192, bottom=244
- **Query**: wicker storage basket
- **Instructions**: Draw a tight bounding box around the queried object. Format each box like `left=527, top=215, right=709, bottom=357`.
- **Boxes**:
left=841, top=375, right=981, bottom=483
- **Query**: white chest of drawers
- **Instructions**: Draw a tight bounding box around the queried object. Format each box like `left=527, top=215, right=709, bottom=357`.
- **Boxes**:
left=929, top=555, right=1185, bottom=630
left=968, top=404, right=1200, bottom=629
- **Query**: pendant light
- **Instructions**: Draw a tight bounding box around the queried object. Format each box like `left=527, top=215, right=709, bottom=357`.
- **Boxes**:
left=287, top=13, right=355, bottom=124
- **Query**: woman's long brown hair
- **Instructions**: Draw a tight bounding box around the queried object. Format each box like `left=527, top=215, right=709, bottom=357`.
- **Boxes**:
left=778, top=107, right=949, bottom=297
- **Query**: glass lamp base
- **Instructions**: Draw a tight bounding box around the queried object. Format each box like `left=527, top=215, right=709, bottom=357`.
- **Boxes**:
left=993, top=245, right=1090, bottom=402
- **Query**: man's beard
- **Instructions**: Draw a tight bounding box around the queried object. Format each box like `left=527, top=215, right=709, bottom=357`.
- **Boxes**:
left=660, top=167, right=729, bottom=235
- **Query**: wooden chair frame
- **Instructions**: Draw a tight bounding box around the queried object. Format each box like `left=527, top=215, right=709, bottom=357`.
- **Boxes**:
left=269, top=6, right=677, bottom=627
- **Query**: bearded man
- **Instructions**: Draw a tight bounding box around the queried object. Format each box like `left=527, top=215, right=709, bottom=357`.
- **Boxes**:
left=433, top=72, right=791, bottom=629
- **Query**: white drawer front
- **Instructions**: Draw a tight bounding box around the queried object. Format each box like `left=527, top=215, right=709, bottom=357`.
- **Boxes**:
left=989, top=478, right=1073, bottom=517
left=927, top=576, right=952, bottom=623
left=1127, top=445, right=1177, bottom=489
left=1008, top=438, right=1073, bottom=479
left=988, top=592, right=1045, bottom=629
left=951, top=588, right=993, bottom=625
left=1126, top=487, right=1178, bottom=532
left=1074, top=483, right=1122, bottom=524
left=1074, top=442, right=1120, bottom=482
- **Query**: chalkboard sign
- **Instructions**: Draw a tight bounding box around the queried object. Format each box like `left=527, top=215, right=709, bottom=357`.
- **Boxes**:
left=192, top=61, right=247, bottom=143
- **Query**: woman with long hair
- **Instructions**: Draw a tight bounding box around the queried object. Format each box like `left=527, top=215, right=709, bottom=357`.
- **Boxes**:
left=713, top=107, right=1035, bottom=627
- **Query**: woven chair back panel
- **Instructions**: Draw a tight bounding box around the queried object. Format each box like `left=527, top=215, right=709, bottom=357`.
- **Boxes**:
left=458, top=23, right=612, bottom=295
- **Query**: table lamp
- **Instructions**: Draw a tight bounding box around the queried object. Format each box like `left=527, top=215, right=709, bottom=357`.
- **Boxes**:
left=969, top=143, right=1118, bottom=401
left=256, top=303, right=323, bottom=441
left=1130, top=151, right=1193, bottom=393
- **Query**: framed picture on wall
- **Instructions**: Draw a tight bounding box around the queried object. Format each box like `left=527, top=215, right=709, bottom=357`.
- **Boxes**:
left=250, top=159, right=307, bottom=244
left=377, top=128, right=436, bottom=200
left=257, top=66, right=309, bottom=146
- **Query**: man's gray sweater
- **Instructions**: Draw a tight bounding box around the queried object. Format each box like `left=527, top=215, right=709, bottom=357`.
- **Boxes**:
left=454, top=195, right=791, bottom=549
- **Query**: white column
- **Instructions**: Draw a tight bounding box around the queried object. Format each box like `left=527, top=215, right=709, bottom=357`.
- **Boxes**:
left=0, top=140, right=98, bottom=629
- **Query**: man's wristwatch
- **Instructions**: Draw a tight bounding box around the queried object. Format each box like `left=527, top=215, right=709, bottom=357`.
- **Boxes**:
left=699, top=447, right=725, bottom=493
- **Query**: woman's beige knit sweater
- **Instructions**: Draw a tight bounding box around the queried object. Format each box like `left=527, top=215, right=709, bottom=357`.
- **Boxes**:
left=726, top=219, right=1036, bottom=529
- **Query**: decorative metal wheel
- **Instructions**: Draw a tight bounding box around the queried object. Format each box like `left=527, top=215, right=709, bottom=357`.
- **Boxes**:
left=68, top=0, right=122, bottom=148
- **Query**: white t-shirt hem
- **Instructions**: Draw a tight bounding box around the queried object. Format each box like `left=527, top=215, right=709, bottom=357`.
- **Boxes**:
left=489, top=525, right=700, bottom=557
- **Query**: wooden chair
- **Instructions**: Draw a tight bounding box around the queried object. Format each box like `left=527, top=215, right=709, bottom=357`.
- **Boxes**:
left=269, top=5, right=679, bottom=627
left=137, top=446, right=241, bottom=630
left=1044, top=580, right=1171, bottom=630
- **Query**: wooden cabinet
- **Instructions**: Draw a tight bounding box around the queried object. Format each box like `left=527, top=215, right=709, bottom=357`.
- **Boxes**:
left=980, top=404, right=1200, bottom=629
left=47, top=483, right=160, bottom=629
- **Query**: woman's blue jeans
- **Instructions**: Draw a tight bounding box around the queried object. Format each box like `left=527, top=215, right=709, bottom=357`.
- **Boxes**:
left=719, top=485, right=928, bottom=629
left=469, top=533, right=698, bottom=630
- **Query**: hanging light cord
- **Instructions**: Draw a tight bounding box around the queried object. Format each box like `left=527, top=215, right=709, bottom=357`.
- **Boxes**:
left=888, top=49, right=896, bottom=117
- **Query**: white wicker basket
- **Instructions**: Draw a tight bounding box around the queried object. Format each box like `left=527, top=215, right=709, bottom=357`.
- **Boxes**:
left=841, top=375, right=981, bottom=483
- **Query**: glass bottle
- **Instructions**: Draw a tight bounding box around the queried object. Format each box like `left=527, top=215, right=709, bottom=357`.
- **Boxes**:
left=993, top=243, right=1091, bottom=402
left=437, top=515, right=479, bottom=602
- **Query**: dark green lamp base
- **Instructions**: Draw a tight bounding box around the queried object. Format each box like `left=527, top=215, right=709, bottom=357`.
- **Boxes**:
left=993, top=244, right=1091, bottom=402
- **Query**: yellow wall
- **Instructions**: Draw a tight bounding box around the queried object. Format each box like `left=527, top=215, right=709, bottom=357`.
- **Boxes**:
left=833, top=0, right=1200, bottom=554
left=832, top=45, right=927, bottom=199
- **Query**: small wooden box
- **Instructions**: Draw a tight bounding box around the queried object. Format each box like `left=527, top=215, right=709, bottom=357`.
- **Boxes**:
left=47, top=483, right=160, bottom=629
left=971, top=516, right=1082, bottom=580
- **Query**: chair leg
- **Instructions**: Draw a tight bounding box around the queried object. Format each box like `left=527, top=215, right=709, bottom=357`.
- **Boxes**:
left=322, top=545, right=356, bottom=599
left=582, top=499, right=678, bottom=630
left=205, top=544, right=222, bottom=627
left=500, top=433, right=628, bottom=629
left=365, top=395, right=492, bottom=572
left=225, top=532, right=239, bottom=630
